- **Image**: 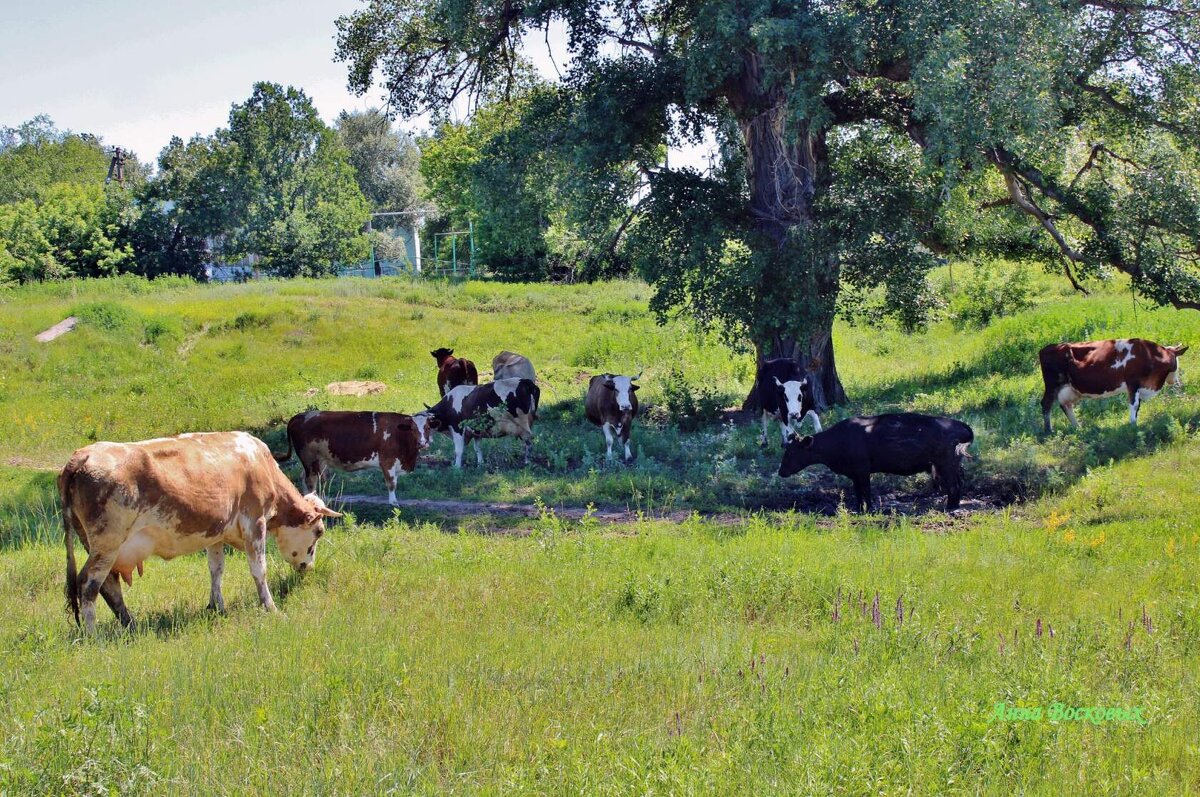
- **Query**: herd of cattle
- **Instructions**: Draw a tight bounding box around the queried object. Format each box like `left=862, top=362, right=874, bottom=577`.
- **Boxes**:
left=59, top=337, right=1187, bottom=632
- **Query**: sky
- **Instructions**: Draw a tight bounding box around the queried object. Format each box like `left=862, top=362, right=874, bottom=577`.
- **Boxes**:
left=0, top=0, right=711, bottom=169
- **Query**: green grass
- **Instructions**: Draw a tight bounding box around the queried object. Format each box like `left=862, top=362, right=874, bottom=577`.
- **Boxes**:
left=0, top=270, right=1198, bottom=793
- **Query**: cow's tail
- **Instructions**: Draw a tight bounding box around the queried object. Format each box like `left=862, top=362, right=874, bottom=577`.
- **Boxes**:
left=272, top=425, right=294, bottom=464
left=955, top=425, right=976, bottom=460
left=60, top=467, right=81, bottom=626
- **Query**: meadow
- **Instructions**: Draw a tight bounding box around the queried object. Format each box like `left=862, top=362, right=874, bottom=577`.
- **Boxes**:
left=0, top=269, right=1198, bottom=794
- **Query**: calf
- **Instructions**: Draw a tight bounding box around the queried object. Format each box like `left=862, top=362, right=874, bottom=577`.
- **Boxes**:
left=1039, top=338, right=1187, bottom=433
left=779, top=413, right=974, bottom=512
left=584, top=373, right=640, bottom=461
left=492, top=350, right=537, bottom=382
left=417, top=379, right=540, bottom=468
left=273, top=410, right=431, bottom=506
left=431, top=347, right=479, bottom=397
left=756, top=358, right=822, bottom=446
left=61, top=431, right=341, bottom=634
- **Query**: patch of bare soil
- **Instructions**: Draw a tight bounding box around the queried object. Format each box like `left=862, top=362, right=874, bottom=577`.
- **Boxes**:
left=321, top=380, right=388, bottom=397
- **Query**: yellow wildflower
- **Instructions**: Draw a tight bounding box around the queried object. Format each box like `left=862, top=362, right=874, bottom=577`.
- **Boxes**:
left=1063, top=530, right=1076, bottom=543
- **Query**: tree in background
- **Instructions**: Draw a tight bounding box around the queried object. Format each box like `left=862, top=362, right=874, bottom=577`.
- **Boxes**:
left=155, top=83, right=371, bottom=277
left=336, top=108, right=423, bottom=211
left=337, top=0, right=1200, bottom=407
left=419, top=85, right=636, bottom=281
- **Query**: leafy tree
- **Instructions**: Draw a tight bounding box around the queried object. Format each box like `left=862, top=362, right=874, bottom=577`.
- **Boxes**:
left=419, top=87, right=636, bottom=280
left=0, top=183, right=133, bottom=283
left=155, top=83, right=371, bottom=277
left=0, top=116, right=145, bottom=204
left=337, top=0, right=1200, bottom=406
left=336, top=108, right=424, bottom=211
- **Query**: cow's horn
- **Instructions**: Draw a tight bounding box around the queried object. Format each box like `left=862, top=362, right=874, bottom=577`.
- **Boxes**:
left=634, top=369, right=643, bottom=380
left=423, top=402, right=432, bottom=410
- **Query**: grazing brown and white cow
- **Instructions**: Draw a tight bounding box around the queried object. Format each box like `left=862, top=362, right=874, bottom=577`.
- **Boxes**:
left=584, top=373, right=641, bottom=461
left=756, top=358, right=822, bottom=447
left=61, top=431, right=341, bottom=634
left=416, top=379, right=540, bottom=468
left=431, top=347, right=479, bottom=397
left=1039, top=338, right=1187, bottom=433
left=273, top=410, right=431, bottom=505
left=492, top=350, right=537, bottom=382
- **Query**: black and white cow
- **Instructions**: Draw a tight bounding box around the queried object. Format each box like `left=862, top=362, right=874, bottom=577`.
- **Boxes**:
left=416, top=379, right=540, bottom=468
left=755, top=358, right=822, bottom=447
left=584, top=373, right=640, bottom=461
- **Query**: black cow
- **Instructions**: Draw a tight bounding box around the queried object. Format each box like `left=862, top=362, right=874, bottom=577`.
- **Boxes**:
left=756, top=358, right=822, bottom=447
left=779, top=413, right=974, bottom=512
left=416, top=379, right=540, bottom=468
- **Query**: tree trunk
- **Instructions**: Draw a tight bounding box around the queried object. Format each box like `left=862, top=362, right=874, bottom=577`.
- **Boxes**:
left=731, top=57, right=845, bottom=410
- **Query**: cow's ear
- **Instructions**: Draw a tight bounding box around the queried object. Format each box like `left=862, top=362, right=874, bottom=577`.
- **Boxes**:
left=798, top=377, right=808, bottom=386
left=1174, top=344, right=1189, bottom=357
left=800, top=435, right=814, bottom=448
left=785, top=430, right=799, bottom=445
left=630, top=384, right=640, bottom=391
left=447, top=349, right=454, bottom=356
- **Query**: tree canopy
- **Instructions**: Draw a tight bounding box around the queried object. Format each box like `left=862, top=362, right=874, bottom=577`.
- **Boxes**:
left=336, top=0, right=1200, bottom=405
left=336, top=108, right=424, bottom=212
left=154, top=83, right=371, bottom=277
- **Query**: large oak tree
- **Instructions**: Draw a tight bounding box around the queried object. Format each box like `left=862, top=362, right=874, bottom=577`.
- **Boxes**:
left=336, top=0, right=1200, bottom=406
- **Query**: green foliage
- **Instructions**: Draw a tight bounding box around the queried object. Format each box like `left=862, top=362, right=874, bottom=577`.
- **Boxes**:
left=335, top=108, right=423, bottom=212
left=0, top=183, right=134, bottom=284
left=0, top=116, right=144, bottom=204
left=154, top=83, right=371, bottom=277
left=945, top=261, right=1035, bottom=329
left=660, top=366, right=727, bottom=431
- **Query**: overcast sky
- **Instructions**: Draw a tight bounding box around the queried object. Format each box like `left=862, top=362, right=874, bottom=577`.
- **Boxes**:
left=1, top=0, right=710, bottom=169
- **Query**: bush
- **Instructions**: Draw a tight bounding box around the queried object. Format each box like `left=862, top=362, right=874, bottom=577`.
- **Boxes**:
left=73, top=301, right=139, bottom=332
left=946, top=261, right=1034, bottom=329
left=661, top=367, right=725, bottom=431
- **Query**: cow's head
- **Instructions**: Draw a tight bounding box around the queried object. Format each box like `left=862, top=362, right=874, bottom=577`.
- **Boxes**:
left=1167, top=344, right=1189, bottom=388
left=773, top=376, right=809, bottom=424
left=410, top=412, right=434, bottom=449
left=277, top=493, right=341, bottom=572
left=778, top=432, right=817, bottom=478
left=431, top=347, right=454, bottom=365
left=604, top=373, right=640, bottom=413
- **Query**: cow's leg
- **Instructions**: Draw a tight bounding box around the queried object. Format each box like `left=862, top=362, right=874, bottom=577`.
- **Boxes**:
left=760, top=411, right=771, bottom=447
left=1062, top=402, right=1080, bottom=428
left=452, top=431, right=465, bottom=469
left=522, top=434, right=533, bottom=466
left=77, top=550, right=119, bottom=635
left=381, top=458, right=398, bottom=505
left=301, top=457, right=325, bottom=494
left=780, top=419, right=792, bottom=446
left=98, top=572, right=134, bottom=628
left=1128, top=384, right=1141, bottom=425
left=804, top=410, right=823, bottom=433
left=246, top=518, right=277, bottom=612
left=1040, top=388, right=1057, bottom=434
left=937, top=454, right=962, bottom=511
left=473, top=437, right=484, bottom=467
left=621, top=425, right=633, bottom=462
left=850, top=474, right=871, bottom=514
left=601, top=422, right=615, bottom=460
left=207, top=544, right=226, bottom=613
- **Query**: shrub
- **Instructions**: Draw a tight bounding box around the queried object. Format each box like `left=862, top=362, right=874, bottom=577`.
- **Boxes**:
left=946, top=261, right=1034, bottom=329
left=73, top=301, right=139, bottom=332
left=661, top=367, right=725, bottom=431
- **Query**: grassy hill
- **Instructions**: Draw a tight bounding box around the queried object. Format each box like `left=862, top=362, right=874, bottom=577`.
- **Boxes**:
left=0, top=271, right=1197, bottom=793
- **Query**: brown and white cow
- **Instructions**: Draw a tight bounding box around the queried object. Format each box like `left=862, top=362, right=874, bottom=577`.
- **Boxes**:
left=1039, top=338, right=1188, bottom=433
left=416, top=379, right=540, bottom=468
left=61, top=431, right=341, bottom=634
left=273, top=410, right=432, bottom=505
left=492, top=350, right=537, bottom=382
left=584, top=373, right=640, bottom=461
left=431, top=347, right=479, bottom=397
